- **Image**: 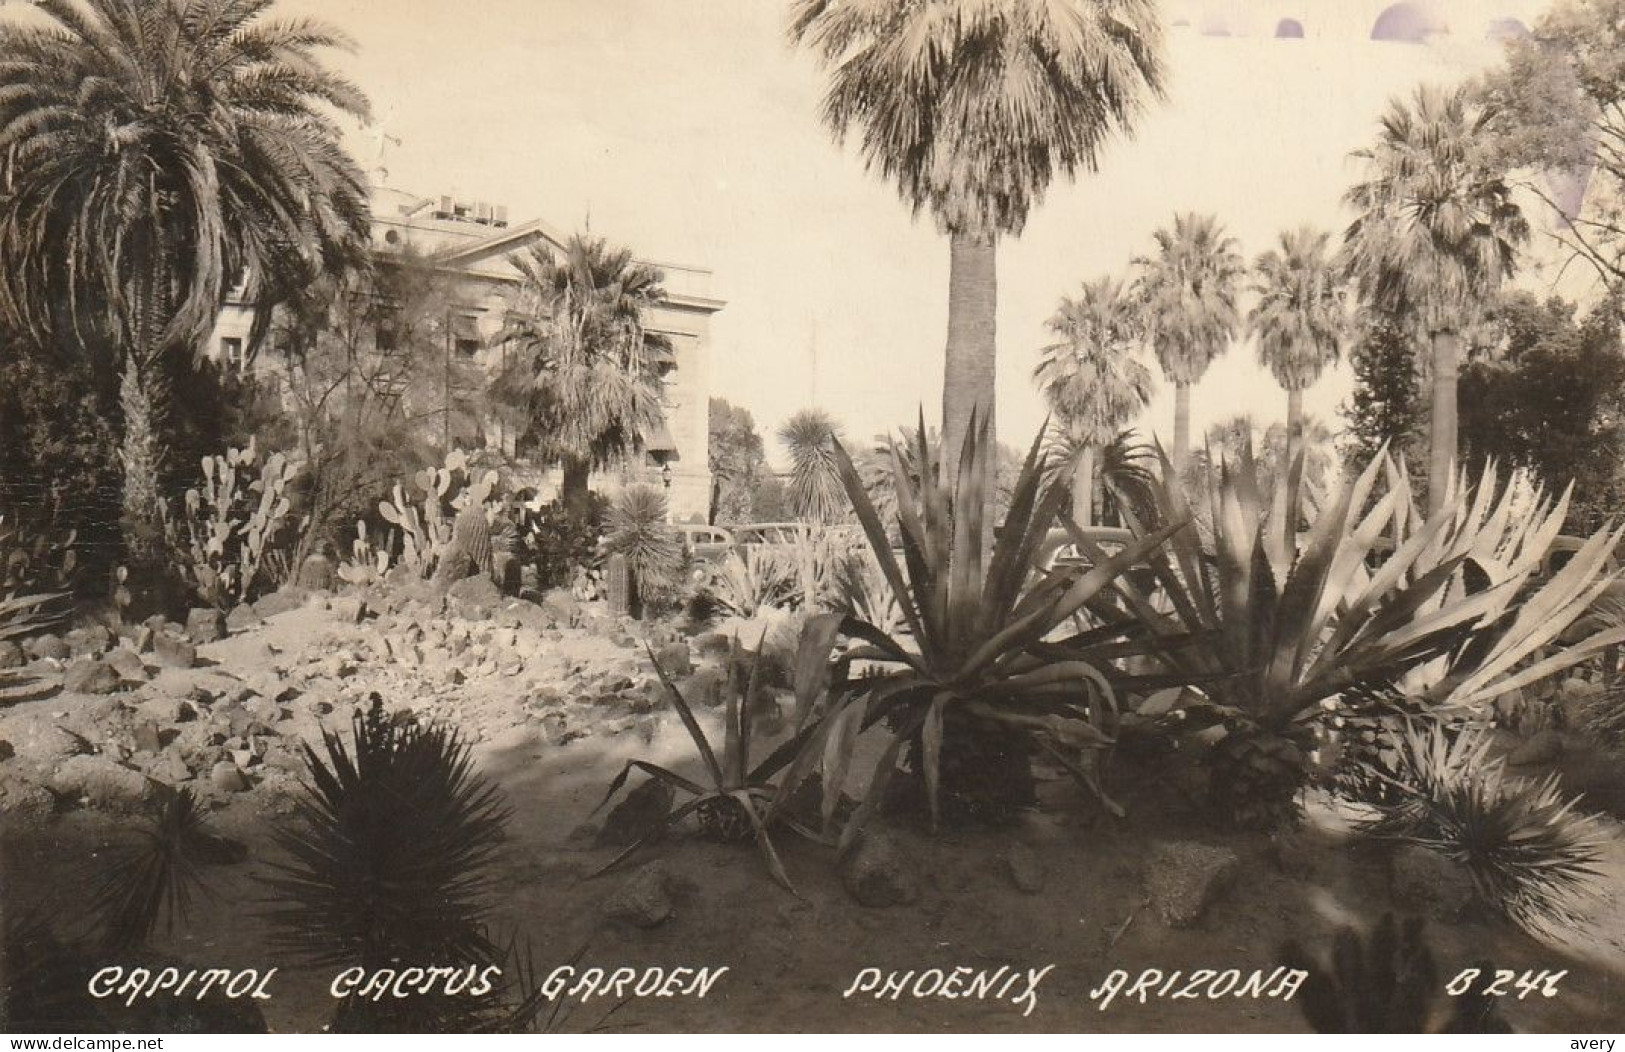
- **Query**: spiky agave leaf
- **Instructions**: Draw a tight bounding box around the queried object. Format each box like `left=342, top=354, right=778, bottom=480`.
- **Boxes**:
left=262, top=697, right=512, bottom=970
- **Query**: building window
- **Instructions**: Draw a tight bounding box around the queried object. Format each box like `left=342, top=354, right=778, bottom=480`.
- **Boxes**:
left=220, top=337, right=245, bottom=375
left=455, top=338, right=480, bottom=358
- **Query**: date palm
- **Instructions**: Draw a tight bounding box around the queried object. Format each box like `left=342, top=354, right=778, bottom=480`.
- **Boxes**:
left=790, top=0, right=1165, bottom=544
left=1343, top=84, right=1528, bottom=513
left=1249, top=227, right=1348, bottom=520
left=1135, top=212, right=1245, bottom=478
left=1034, top=276, right=1154, bottom=525
left=0, top=0, right=371, bottom=586
left=494, top=235, right=670, bottom=518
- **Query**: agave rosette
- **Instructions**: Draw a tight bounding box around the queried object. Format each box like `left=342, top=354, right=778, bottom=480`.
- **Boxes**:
left=794, top=412, right=1184, bottom=843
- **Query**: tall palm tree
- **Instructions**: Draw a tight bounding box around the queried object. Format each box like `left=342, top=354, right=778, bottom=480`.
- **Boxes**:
left=779, top=408, right=847, bottom=525
left=0, top=0, right=371, bottom=584
left=1249, top=226, right=1348, bottom=520
left=494, top=235, right=670, bottom=518
left=789, top=0, right=1165, bottom=541
left=1135, top=212, right=1245, bottom=478
left=1343, top=84, right=1528, bottom=514
left=1034, top=276, right=1154, bottom=525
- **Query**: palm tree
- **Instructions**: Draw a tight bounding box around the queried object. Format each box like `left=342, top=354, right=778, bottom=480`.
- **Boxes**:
left=0, top=0, right=371, bottom=585
left=779, top=408, right=846, bottom=525
left=1249, top=227, right=1348, bottom=520
left=495, top=235, right=670, bottom=519
left=789, top=0, right=1165, bottom=541
left=1034, top=276, right=1154, bottom=525
left=1343, top=84, right=1528, bottom=514
left=1135, top=212, right=1245, bottom=478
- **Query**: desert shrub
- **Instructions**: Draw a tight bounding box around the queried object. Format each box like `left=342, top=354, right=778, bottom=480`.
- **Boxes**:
left=1355, top=724, right=1607, bottom=935
left=172, top=439, right=302, bottom=608
left=604, top=486, right=680, bottom=616
left=264, top=695, right=511, bottom=1031
left=520, top=491, right=607, bottom=591
left=1098, top=449, right=1625, bottom=830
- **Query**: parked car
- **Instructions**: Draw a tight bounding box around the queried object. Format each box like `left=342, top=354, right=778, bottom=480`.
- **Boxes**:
left=677, top=524, right=736, bottom=564
left=731, top=522, right=811, bottom=547
left=1038, top=525, right=1161, bottom=596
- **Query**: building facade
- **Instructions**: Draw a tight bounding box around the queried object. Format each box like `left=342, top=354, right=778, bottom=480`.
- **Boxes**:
left=209, top=183, right=723, bottom=522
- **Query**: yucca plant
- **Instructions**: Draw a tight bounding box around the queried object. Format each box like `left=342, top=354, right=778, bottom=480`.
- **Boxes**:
left=1081, top=445, right=1625, bottom=829
left=603, top=485, right=681, bottom=618
left=1355, top=724, right=1607, bottom=936
left=786, top=412, right=1183, bottom=841
left=705, top=545, right=794, bottom=619
left=263, top=694, right=511, bottom=1025
left=592, top=633, right=829, bottom=891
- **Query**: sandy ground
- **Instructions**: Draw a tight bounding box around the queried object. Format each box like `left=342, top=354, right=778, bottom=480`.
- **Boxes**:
left=2, top=596, right=1622, bottom=1033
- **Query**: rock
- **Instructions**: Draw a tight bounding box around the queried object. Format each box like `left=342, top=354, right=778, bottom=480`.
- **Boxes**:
left=653, top=640, right=693, bottom=678
left=484, top=724, right=539, bottom=755
left=1391, top=845, right=1476, bottom=924
left=226, top=604, right=264, bottom=633
left=209, top=761, right=249, bottom=793
left=841, top=831, right=919, bottom=908
left=153, top=633, right=198, bottom=670
left=0, top=641, right=23, bottom=668
left=1005, top=843, right=1046, bottom=894
left=601, top=861, right=675, bottom=928
left=186, top=608, right=227, bottom=645
left=63, top=659, right=120, bottom=695
left=151, top=751, right=193, bottom=783
left=596, top=777, right=675, bottom=848
left=133, top=720, right=166, bottom=755
left=25, top=634, right=69, bottom=661
left=0, top=740, right=12, bottom=762
left=105, top=647, right=149, bottom=683
left=332, top=595, right=369, bottom=624
left=1507, top=729, right=1565, bottom=767
left=129, top=624, right=155, bottom=654
left=15, top=723, right=87, bottom=768
left=252, top=588, right=307, bottom=619
left=50, top=755, right=155, bottom=809
left=66, top=625, right=114, bottom=658
left=447, top=575, right=502, bottom=620
left=1144, top=841, right=1240, bottom=928
left=540, top=589, right=582, bottom=627
left=678, top=668, right=728, bottom=709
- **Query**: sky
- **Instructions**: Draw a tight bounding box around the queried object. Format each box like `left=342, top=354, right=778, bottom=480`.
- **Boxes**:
left=274, top=0, right=1571, bottom=466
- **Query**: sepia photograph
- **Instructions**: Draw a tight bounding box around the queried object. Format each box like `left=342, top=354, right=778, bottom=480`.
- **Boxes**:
left=0, top=0, right=1622, bottom=1037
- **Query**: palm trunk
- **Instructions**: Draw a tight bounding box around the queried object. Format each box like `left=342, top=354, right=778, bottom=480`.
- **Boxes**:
left=1172, top=381, right=1192, bottom=483
left=1428, top=329, right=1460, bottom=516
left=941, top=231, right=997, bottom=550
left=1071, top=444, right=1096, bottom=527
left=1284, top=386, right=1304, bottom=533
left=119, top=354, right=167, bottom=576
left=561, top=457, right=593, bottom=520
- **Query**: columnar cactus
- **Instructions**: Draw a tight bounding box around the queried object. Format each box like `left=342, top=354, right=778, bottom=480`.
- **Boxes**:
left=605, top=552, right=632, bottom=617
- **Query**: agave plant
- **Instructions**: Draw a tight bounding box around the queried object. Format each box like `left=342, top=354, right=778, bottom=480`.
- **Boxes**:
left=786, top=412, right=1183, bottom=841
left=592, top=633, right=828, bottom=891
left=263, top=696, right=511, bottom=973
left=705, top=545, right=794, bottom=619
left=1081, top=445, right=1625, bottom=829
left=1355, top=724, right=1607, bottom=936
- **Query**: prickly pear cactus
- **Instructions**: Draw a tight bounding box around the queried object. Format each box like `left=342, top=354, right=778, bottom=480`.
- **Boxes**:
left=179, top=438, right=301, bottom=606
left=605, top=552, right=631, bottom=617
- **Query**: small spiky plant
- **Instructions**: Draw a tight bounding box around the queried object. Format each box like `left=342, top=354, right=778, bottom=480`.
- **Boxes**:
left=1279, top=913, right=1510, bottom=1033
left=264, top=694, right=511, bottom=1030
left=604, top=486, right=681, bottom=617
left=1356, top=724, right=1607, bottom=935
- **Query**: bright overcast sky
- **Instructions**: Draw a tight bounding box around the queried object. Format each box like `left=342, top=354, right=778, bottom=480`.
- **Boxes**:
left=270, top=1, right=1573, bottom=460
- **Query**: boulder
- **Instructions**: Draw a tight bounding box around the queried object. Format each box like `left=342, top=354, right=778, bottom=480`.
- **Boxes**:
left=252, top=588, right=307, bottom=619
left=209, top=761, right=249, bottom=793
left=653, top=640, right=693, bottom=678
left=601, top=861, right=675, bottom=928
left=14, top=723, right=87, bottom=768
left=1391, top=844, right=1476, bottom=924
left=297, top=553, right=336, bottom=592
left=105, top=647, right=149, bottom=683
left=225, top=604, right=264, bottom=633
left=132, top=720, right=164, bottom=755
left=0, top=641, right=23, bottom=669
left=841, top=831, right=919, bottom=908
left=331, top=595, right=369, bottom=625
left=151, top=750, right=194, bottom=784
left=50, top=754, right=155, bottom=809
left=0, top=739, right=13, bottom=762
left=540, top=589, right=582, bottom=628
left=185, top=608, right=227, bottom=645
left=1144, top=841, right=1240, bottom=928
left=66, top=625, right=114, bottom=659
left=25, top=634, right=69, bottom=661
left=596, top=777, right=675, bottom=848
left=1005, top=843, right=1047, bottom=894
left=153, top=633, right=198, bottom=670
left=447, top=575, right=502, bottom=621
left=63, top=659, right=120, bottom=696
